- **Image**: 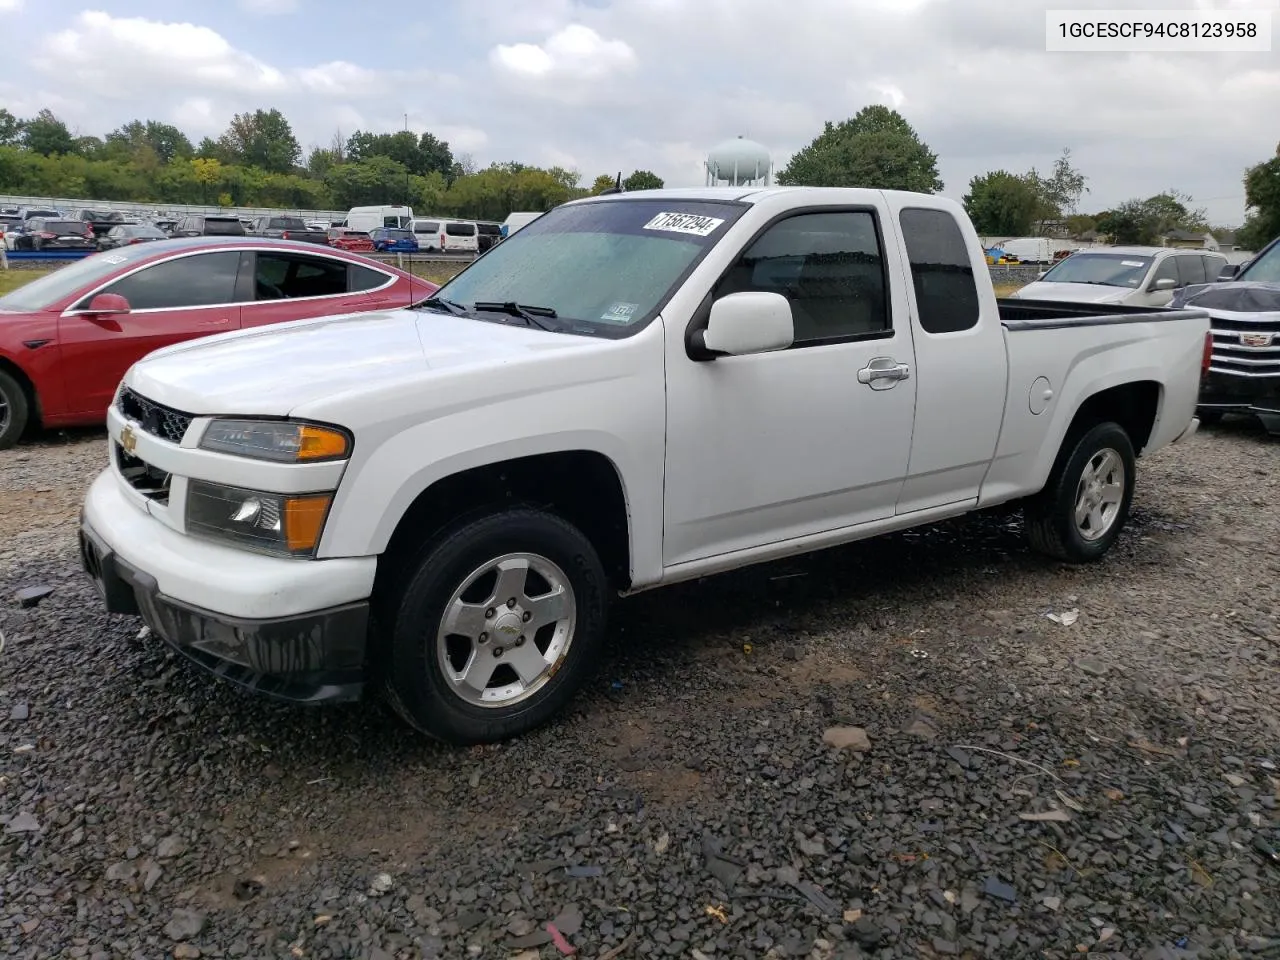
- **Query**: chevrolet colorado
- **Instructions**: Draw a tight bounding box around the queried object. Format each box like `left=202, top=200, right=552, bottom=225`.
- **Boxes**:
left=79, top=187, right=1211, bottom=744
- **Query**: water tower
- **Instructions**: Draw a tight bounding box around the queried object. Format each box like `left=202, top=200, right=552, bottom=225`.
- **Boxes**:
left=705, top=135, right=772, bottom=186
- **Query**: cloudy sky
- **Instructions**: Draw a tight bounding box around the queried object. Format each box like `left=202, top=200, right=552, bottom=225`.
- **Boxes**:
left=1, top=0, right=1277, bottom=225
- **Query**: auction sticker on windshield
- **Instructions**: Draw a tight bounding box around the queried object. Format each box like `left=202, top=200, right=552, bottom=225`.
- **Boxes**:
left=643, top=212, right=726, bottom=237
left=1121, top=260, right=1144, bottom=267
left=600, top=301, right=639, bottom=323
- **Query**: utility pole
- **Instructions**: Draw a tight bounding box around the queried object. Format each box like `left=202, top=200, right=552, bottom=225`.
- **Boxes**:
left=404, top=112, right=410, bottom=209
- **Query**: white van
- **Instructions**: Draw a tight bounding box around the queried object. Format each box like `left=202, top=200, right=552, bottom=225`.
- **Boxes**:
left=500, top=211, right=544, bottom=239
left=408, top=218, right=479, bottom=253
left=408, top=217, right=443, bottom=251
left=345, top=205, right=414, bottom=234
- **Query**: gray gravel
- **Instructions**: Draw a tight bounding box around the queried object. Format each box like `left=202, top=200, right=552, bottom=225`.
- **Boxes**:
left=2, top=419, right=1278, bottom=959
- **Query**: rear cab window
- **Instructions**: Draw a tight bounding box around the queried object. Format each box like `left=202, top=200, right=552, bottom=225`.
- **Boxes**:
left=445, top=222, right=476, bottom=237
left=205, top=218, right=246, bottom=236
left=899, top=208, right=980, bottom=334
left=431, top=198, right=748, bottom=338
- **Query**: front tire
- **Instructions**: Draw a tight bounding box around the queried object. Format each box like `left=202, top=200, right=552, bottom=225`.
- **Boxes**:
left=1025, top=421, right=1136, bottom=563
left=0, top=369, right=32, bottom=451
left=382, top=508, right=609, bottom=745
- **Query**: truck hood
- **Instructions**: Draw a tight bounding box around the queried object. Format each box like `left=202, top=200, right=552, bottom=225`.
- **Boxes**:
left=126, top=308, right=598, bottom=416
left=1011, top=281, right=1137, bottom=304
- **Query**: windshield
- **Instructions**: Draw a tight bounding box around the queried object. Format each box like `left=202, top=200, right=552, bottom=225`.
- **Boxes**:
left=44, top=220, right=91, bottom=234
left=0, top=247, right=155, bottom=311
left=1039, top=253, right=1153, bottom=288
left=432, top=198, right=747, bottom=336
left=1237, top=238, right=1280, bottom=283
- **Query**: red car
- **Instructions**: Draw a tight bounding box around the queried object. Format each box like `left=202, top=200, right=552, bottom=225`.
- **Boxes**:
left=326, top=227, right=376, bottom=253
left=0, top=237, right=437, bottom=448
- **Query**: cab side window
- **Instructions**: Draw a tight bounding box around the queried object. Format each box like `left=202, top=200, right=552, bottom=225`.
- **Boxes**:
left=1176, top=255, right=1206, bottom=286
left=899, top=208, right=980, bottom=334
left=713, top=211, right=889, bottom=347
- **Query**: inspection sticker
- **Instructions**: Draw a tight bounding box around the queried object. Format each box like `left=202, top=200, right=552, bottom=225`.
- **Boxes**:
left=600, top=301, right=640, bottom=323
left=642, top=211, right=725, bottom=237
left=1121, top=260, right=1145, bottom=267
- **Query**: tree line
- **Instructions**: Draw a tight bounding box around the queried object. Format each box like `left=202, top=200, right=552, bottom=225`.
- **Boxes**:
left=0, top=107, right=664, bottom=220
left=2, top=104, right=1276, bottom=248
left=775, top=104, right=1277, bottom=250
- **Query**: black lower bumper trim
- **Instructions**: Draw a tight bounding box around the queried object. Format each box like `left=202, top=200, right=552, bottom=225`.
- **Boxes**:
left=79, top=522, right=368, bottom=703
left=1200, top=370, right=1280, bottom=417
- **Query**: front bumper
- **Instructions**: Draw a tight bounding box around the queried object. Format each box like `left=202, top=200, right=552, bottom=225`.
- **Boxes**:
left=79, top=470, right=375, bottom=703
left=1199, top=370, right=1280, bottom=416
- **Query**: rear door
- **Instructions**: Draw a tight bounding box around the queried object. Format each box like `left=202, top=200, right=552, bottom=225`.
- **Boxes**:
left=239, top=249, right=387, bottom=328
left=883, top=198, right=1009, bottom=514
left=57, top=250, right=244, bottom=417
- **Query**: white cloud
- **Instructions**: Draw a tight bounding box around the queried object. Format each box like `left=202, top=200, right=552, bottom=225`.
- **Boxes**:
left=297, top=61, right=381, bottom=97
left=491, top=24, right=637, bottom=81
left=41, top=11, right=289, bottom=97
left=0, top=0, right=23, bottom=13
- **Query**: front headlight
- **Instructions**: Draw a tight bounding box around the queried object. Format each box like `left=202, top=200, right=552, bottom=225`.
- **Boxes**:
left=198, top=419, right=351, bottom=463
left=186, top=480, right=332, bottom=557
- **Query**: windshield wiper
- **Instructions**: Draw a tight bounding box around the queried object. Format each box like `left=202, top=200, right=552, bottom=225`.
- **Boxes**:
left=414, top=295, right=468, bottom=314
left=472, top=301, right=557, bottom=330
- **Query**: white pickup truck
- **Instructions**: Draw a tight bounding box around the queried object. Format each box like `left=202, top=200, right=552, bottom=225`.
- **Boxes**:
left=79, top=187, right=1211, bottom=744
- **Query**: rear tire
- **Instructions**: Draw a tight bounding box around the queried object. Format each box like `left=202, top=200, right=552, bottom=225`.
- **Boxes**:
left=381, top=508, right=609, bottom=745
left=1025, top=421, right=1135, bottom=563
left=0, top=369, right=31, bottom=451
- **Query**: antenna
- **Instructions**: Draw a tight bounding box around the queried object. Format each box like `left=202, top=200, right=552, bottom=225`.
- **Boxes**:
left=599, top=171, right=625, bottom=196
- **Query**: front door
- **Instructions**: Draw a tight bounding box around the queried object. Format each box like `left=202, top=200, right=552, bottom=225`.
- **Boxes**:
left=58, top=250, right=243, bottom=418
left=663, top=206, right=917, bottom=567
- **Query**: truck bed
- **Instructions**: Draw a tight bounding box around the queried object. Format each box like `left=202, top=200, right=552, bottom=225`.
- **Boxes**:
left=997, top=298, right=1209, bottom=330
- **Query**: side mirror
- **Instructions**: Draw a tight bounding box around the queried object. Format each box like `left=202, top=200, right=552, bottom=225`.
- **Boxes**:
left=1150, top=278, right=1177, bottom=292
left=84, top=293, right=131, bottom=316
left=1216, top=263, right=1240, bottom=281
left=692, top=291, right=794, bottom=359
left=1036, top=271, right=1047, bottom=280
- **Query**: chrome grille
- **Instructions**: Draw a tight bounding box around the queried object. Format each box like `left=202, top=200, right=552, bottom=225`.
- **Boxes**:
left=1209, top=316, right=1280, bottom=378
left=115, top=442, right=170, bottom=504
left=117, top=387, right=195, bottom=443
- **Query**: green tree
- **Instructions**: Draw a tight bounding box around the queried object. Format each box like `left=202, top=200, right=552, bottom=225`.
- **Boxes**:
left=962, top=171, right=1042, bottom=236
left=0, top=108, right=24, bottom=146
left=623, top=169, right=664, bottom=191
left=1236, top=143, right=1280, bottom=251
left=324, top=155, right=412, bottom=208
left=590, top=173, right=617, bottom=194
left=1096, top=191, right=1207, bottom=245
left=777, top=105, right=943, bottom=193
left=346, top=129, right=453, bottom=178
left=218, top=108, right=301, bottom=173
left=22, top=109, right=77, bottom=156
left=106, top=120, right=194, bottom=165
left=1030, top=148, right=1089, bottom=226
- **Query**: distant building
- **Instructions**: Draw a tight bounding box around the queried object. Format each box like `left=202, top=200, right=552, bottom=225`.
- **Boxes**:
left=1163, top=229, right=1216, bottom=250
left=705, top=136, right=772, bottom=187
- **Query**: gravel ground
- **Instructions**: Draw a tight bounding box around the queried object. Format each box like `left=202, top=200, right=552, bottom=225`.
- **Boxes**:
left=1, top=421, right=1278, bottom=960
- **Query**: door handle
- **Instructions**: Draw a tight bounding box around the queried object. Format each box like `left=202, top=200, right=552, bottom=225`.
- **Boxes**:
left=857, top=357, right=910, bottom=390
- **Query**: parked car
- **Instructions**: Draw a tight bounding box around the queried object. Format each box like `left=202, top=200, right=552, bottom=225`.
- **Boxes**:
left=23, top=218, right=96, bottom=251
left=17, top=206, right=63, bottom=223
left=326, top=228, right=375, bottom=253
left=75, top=187, right=1211, bottom=745
left=76, top=209, right=128, bottom=238
left=1171, top=232, right=1280, bottom=433
left=995, top=237, right=1073, bottom=265
left=369, top=227, right=419, bottom=252
left=408, top=218, right=442, bottom=251
left=499, top=211, right=543, bottom=239
left=476, top=221, right=502, bottom=253
left=1009, top=247, right=1228, bottom=307
left=0, top=237, right=433, bottom=449
left=438, top=220, right=479, bottom=254
left=247, top=216, right=329, bottom=244
left=98, top=223, right=170, bottom=250
left=170, top=215, right=246, bottom=238
left=3, top=221, right=28, bottom=251
left=346, top=205, right=414, bottom=233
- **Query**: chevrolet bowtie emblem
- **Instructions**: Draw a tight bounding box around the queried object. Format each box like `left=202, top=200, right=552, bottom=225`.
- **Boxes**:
left=120, top=423, right=138, bottom=455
